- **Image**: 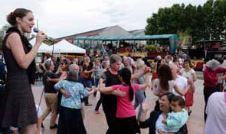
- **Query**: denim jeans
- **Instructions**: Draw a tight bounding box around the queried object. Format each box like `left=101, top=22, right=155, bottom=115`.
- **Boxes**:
left=134, top=90, right=146, bottom=120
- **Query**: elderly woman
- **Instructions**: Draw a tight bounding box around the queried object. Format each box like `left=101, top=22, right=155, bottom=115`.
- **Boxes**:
left=139, top=92, right=187, bottom=134
left=133, top=59, right=150, bottom=120
left=123, top=56, right=134, bottom=73
left=54, top=64, right=95, bottom=134
left=203, top=59, right=226, bottom=121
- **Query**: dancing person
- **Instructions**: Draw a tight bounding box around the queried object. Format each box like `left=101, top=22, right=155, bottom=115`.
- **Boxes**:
left=81, top=56, right=93, bottom=106
left=123, top=56, right=133, bottom=73
left=169, top=63, right=188, bottom=97
left=203, top=59, right=226, bottom=121
left=0, top=8, right=46, bottom=134
left=216, top=58, right=225, bottom=91
left=101, top=54, right=122, bottom=134
left=99, top=68, right=150, bottom=134
left=40, top=60, right=59, bottom=129
left=56, top=58, right=69, bottom=115
left=54, top=64, right=96, bottom=134
left=94, top=60, right=110, bottom=114
left=180, top=59, right=196, bottom=114
left=92, top=58, right=103, bottom=97
left=133, top=59, right=149, bottom=120
left=152, top=64, right=182, bottom=97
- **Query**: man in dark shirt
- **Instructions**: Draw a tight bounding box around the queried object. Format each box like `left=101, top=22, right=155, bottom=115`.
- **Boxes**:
left=41, top=60, right=59, bottom=129
left=81, top=56, right=93, bottom=106
left=101, top=54, right=122, bottom=134
left=43, top=71, right=58, bottom=93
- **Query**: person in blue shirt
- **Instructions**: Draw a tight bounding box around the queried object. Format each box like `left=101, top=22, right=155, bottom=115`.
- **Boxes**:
left=54, top=64, right=95, bottom=134
left=162, top=95, right=188, bottom=133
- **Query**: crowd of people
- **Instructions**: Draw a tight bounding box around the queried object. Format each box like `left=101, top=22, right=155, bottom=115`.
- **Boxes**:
left=0, top=8, right=226, bottom=134
left=14, top=52, right=200, bottom=134
left=36, top=51, right=223, bottom=134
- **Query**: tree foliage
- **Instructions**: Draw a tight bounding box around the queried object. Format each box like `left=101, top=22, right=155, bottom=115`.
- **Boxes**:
left=0, top=25, right=10, bottom=50
left=145, top=0, right=226, bottom=42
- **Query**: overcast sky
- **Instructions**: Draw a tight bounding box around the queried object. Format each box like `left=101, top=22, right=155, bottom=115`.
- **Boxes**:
left=0, top=0, right=206, bottom=38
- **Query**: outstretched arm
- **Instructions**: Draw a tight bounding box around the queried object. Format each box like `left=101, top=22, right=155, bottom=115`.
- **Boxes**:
left=139, top=82, right=151, bottom=90
left=98, top=78, right=126, bottom=97
left=98, top=78, right=114, bottom=93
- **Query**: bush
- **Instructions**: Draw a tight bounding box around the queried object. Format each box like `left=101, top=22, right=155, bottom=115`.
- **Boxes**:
left=145, top=45, right=161, bottom=52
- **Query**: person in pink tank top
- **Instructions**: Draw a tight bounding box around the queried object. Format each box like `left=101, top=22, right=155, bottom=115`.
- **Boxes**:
left=99, top=68, right=151, bottom=134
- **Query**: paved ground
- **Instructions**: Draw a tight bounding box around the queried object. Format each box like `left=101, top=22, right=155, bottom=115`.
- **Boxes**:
left=32, top=77, right=205, bottom=134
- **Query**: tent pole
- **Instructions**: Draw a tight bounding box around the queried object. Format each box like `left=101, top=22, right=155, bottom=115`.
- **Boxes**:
left=52, top=44, right=54, bottom=56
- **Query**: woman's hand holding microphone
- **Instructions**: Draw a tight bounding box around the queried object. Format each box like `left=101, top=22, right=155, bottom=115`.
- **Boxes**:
left=31, top=29, right=47, bottom=55
left=35, top=30, right=47, bottom=46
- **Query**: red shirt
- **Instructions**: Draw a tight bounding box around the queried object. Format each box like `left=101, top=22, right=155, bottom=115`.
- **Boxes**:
left=152, top=72, right=158, bottom=80
left=204, top=67, right=226, bottom=88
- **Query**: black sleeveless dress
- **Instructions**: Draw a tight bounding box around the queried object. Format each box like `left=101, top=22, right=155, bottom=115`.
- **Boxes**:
left=1, top=27, right=37, bottom=128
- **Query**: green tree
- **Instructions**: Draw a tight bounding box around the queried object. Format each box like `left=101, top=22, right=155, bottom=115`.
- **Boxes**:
left=145, top=0, right=226, bottom=42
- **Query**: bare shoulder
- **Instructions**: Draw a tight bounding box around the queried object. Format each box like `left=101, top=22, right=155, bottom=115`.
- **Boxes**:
left=6, top=32, right=21, bottom=48
left=7, top=32, right=20, bottom=39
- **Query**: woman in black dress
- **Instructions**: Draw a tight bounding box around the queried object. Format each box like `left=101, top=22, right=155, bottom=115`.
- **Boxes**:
left=0, top=8, right=46, bottom=133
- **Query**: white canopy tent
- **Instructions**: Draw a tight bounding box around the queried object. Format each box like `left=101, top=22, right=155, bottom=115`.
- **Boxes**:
left=29, top=38, right=52, bottom=53
left=52, top=39, right=86, bottom=54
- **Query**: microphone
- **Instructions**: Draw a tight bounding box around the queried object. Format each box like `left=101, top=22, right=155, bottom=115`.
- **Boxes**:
left=33, top=28, right=53, bottom=40
left=33, top=27, right=40, bottom=33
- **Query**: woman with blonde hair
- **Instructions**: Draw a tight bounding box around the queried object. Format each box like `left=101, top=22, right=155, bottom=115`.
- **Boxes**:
left=133, top=59, right=149, bottom=120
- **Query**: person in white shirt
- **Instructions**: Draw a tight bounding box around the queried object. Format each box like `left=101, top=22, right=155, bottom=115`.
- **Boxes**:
left=152, top=64, right=184, bottom=112
left=152, top=64, right=175, bottom=97
left=169, top=63, right=188, bottom=97
left=205, top=92, right=226, bottom=134
left=180, top=59, right=196, bottom=114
